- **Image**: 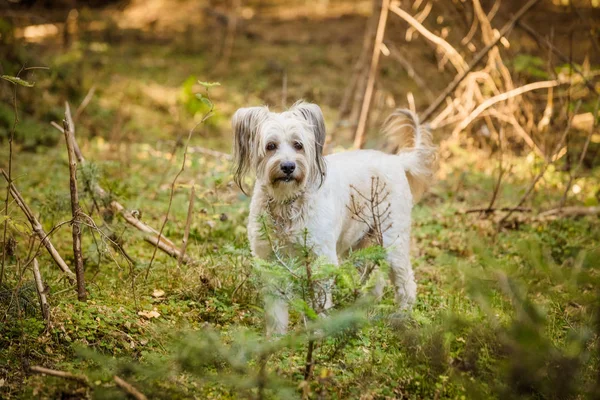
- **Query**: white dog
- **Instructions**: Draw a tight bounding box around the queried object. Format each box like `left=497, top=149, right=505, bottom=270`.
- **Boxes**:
left=232, top=101, right=435, bottom=334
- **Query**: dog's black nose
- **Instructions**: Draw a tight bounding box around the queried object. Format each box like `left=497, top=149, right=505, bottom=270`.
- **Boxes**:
left=280, top=161, right=296, bottom=175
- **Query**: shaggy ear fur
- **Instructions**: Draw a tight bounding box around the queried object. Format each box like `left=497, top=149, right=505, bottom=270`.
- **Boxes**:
left=232, top=106, right=269, bottom=193
left=289, top=101, right=327, bottom=185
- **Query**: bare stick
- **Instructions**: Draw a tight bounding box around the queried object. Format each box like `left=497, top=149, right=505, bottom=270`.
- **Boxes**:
left=353, top=0, right=391, bottom=149
left=64, top=102, right=83, bottom=162
left=63, top=118, right=87, bottom=301
left=32, top=258, right=49, bottom=322
left=1, top=170, right=76, bottom=281
left=178, top=184, right=195, bottom=267
left=113, top=376, right=148, bottom=400
left=421, top=0, right=541, bottom=122
left=389, top=1, right=468, bottom=74
left=30, top=366, right=89, bottom=385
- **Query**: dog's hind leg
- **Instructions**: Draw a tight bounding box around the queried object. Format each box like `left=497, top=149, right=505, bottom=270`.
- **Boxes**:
left=384, top=229, right=417, bottom=310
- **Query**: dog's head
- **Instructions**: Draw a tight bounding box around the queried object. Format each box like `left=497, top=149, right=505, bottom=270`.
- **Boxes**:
left=232, top=101, right=326, bottom=201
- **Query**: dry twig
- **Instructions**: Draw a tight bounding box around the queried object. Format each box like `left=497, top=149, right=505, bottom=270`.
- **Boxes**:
left=30, top=366, right=89, bottom=385
left=63, top=117, right=87, bottom=301
left=113, top=375, right=148, bottom=400
left=32, top=258, right=49, bottom=322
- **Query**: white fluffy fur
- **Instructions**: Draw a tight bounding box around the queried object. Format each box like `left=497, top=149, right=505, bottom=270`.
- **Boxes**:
left=232, top=101, right=436, bottom=335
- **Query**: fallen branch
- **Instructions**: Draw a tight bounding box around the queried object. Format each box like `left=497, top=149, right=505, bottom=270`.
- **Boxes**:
left=463, top=207, right=531, bottom=214
left=1, top=169, right=76, bottom=282
left=422, top=0, right=542, bottom=122
left=30, top=366, right=89, bottom=385
left=538, top=206, right=600, bottom=219
left=113, top=375, right=148, bottom=400
left=63, top=117, right=87, bottom=301
left=32, top=258, right=49, bottom=322
left=454, top=80, right=561, bottom=134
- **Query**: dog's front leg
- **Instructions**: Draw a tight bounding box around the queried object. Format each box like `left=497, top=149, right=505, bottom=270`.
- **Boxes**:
left=249, top=236, right=290, bottom=336
left=312, top=247, right=338, bottom=314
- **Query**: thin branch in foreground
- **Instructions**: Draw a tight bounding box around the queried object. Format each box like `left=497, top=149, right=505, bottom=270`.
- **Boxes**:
left=0, top=169, right=76, bottom=282
left=32, top=258, right=49, bottom=322
left=63, top=117, right=87, bottom=301
left=30, top=366, right=90, bottom=385
left=113, top=375, right=148, bottom=400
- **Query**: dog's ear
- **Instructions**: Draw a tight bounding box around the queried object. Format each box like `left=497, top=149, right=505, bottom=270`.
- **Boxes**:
left=290, top=102, right=327, bottom=184
left=232, top=106, right=269, bottom=193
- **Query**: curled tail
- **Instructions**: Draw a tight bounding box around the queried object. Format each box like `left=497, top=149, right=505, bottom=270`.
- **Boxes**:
left=382, top=109, right=437, bottom=202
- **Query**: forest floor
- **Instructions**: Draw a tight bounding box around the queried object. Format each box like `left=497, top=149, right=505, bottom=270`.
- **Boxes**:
left=1, top=1, right=600, bottom=399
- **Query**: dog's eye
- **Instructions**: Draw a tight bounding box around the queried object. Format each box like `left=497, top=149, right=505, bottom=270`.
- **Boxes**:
left=266, top=142, right=277, bottom=151
left=293, top=141, right=304, bottom=151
